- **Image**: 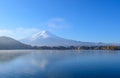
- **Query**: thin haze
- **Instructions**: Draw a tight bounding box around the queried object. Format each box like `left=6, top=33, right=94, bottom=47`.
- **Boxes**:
left=0, top=0, right=120, bottom=42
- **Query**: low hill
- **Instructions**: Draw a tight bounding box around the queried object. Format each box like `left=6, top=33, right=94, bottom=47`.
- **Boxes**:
left=0, top=36, right=32, bottom=50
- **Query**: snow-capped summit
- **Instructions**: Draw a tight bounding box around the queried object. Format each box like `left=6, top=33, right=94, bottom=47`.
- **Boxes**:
left=27, top=30, right=58, bottom=41
left=31, top=30, right=58, bottom=40
left=32, top=30, right=49, bottom=39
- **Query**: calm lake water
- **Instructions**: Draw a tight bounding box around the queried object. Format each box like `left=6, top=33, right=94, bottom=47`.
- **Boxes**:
left=0, top=50, right=120, bottom=78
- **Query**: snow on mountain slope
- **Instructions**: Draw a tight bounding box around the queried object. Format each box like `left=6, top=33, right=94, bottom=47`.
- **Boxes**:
left=20, top=30, right=107, bottom=46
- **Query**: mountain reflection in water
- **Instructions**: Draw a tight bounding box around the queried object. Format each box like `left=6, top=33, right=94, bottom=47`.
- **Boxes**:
left=0, top=50, right=120, bottom=78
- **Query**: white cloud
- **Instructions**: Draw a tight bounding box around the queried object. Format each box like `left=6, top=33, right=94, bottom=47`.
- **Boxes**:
left=0, top=29, right=13, bottom=36
left=0, top=18, right=71, bottom=39
left=0, top=28, right=39, bottom=39
left=14, top=27, right=39, bottom=35
left=42, top=18, right=70, bottom=29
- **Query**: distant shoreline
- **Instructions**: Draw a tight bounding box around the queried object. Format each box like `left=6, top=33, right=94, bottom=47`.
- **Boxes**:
left=0, top=46, right=120, bottom=50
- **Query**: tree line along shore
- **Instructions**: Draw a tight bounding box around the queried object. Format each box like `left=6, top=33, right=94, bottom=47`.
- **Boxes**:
left=32, top=46, right=120, bottom=50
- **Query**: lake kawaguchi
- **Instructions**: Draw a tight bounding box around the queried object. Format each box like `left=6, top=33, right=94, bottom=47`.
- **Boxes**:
left=0, top=50, right=120, bottom=78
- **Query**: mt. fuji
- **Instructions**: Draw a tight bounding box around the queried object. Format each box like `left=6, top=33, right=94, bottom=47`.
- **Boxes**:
left=20, top=30, right=106, bottom=46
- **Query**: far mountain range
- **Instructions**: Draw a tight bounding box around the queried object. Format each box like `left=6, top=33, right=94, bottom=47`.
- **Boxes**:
left=20, top=30, right=119, bottom=46
left=0, top=30, right=119, bottom=49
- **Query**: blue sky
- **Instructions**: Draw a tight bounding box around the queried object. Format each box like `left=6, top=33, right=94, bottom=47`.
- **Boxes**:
left=0, top=0, right=120, bottom=42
